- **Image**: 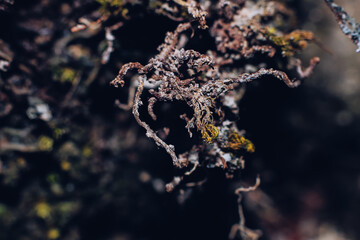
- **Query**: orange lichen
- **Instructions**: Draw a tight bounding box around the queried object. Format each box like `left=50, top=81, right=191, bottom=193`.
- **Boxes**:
left=201, top=124, right=219, bottom=143
left=227, top=132, right=255, bottom=153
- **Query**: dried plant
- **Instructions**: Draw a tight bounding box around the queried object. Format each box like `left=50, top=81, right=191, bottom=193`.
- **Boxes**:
left=1, top=0, right=358, bottom=239
left=111, top=0, right=320, bottom=179
left=229, top=176, right=262, bottom=240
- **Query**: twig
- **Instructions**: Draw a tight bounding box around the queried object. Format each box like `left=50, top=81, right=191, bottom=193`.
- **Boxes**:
left=230, top=175, right=262, bottom=240
left=324, top=0, right=360, bottom=52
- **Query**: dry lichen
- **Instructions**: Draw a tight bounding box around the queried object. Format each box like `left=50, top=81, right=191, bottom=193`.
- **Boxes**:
left=111, top=0, right=319, bottom=173
left=201, top=124, right=219, bottom=143
left=227, top=132, right=255, bottom=153
left=324, top=0, right=360, bottom=52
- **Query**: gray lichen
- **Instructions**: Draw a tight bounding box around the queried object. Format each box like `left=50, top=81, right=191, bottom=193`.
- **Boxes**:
left=324, top=0, right=360, bottom=53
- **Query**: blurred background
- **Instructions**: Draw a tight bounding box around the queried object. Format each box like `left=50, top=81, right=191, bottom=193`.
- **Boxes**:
left=0, top=0, right=359, bottom=239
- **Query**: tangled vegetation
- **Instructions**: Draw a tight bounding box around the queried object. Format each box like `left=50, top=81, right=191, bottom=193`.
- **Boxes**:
left=110, top=1, right=320, bottom=237
left=0, top=0, right=359, bottom=239
left=110, top=0, right=319, bottom=186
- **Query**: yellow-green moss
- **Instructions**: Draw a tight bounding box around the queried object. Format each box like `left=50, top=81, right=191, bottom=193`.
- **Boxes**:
left=38, top=136, right=54, bottom=151
left=34, top=202, right=51, bottom=219
left=47, top=228, right=60, bottom=239
left=96, top=0, right=126, bottom=15
left=265, top=27, right=314, bottom=56
left=53, top=128, right=65, bottom=139
left=82, top=146, right=92, bottom=158
left=53, top=67, right=77, bottom=84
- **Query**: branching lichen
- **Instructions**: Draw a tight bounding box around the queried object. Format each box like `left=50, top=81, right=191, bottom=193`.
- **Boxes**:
left=324, top=0, right=360, bottom=52
left=111, top=1, right=319, bottom=172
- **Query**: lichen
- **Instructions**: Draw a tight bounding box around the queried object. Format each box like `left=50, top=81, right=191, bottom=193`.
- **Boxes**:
left=111, top=1, right=319, bottom=171
left=324, top=0, right=360, bottom=52
left=226, top=132, right=255, bottom=153
left=201, top=124, right=219, bottom=143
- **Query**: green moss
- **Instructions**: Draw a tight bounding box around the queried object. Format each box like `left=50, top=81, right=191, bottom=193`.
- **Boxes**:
left=82, top=146, right=92, bottom=158
left=265, top=27, right=314, bottom=56
left=53, top=128, right=65, bottom=139
left=148, top=0, right=162, bottom=9
left=47, top=173, right=60, bottom=184
left=0, top=204, right=7, bottom=217
left=96, top=0, right=125, bottom=15
left=53, top=67, right=77, bottom=84
left=97, top=0, right=124, bottom=7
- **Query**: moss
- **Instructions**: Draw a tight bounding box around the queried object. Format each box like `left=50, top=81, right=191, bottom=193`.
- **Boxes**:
left=82, top=146, right=92, bottom=158
left=34, top=202, right=51, bottom=219
left=16, top=157, right=26, bottom=167
left=96, top=0, right=126, bottom=15
left=47, top=228, right=60, bottom=239
left=0, top=204, right=7, bottom=217
left=97, top=0, right=123, bottom=7
left=265, top=27, right=314, bottom=56
left=57, top=201, right=79, bottom=214
left=53, top=128, right=65, bottom=139
left=148, top=0, right=162, bottom=9
left=38, top=136, right=54, bottom=151
left=47, top=173, right=60, bottom=184
left=53, top=67, right=77, bottom=84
